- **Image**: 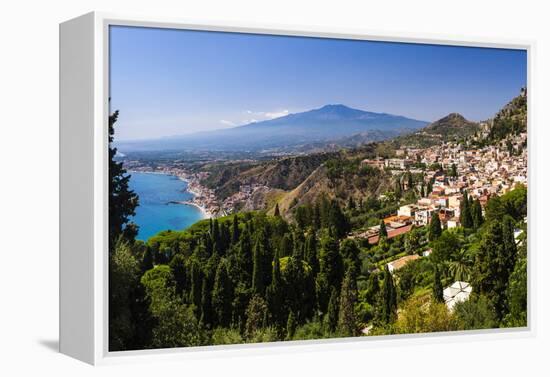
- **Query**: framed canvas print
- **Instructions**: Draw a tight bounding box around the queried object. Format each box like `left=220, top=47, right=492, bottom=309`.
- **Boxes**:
left=60, top=12, right=533, bottom=365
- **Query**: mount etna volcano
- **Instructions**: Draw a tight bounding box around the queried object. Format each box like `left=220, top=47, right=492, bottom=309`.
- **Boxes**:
left=117, top=104, right=428, bottom=153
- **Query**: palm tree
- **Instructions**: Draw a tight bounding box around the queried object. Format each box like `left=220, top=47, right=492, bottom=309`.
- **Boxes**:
left=448, top=248, right=473, bottom=281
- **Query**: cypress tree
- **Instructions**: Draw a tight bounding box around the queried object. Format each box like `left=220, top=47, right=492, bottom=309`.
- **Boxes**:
left=280, top=234, right=294, bottom=258
left=473, top=221, right=515, bottom=320
left=347, top=196, right=355, bottom=211
left=274, top=203, right=281, bottom=217
left=304, top=233, right=319, bottom=276
left=460, top=191, right=473, bottom=228
left=325, top=287, right=339, bottom=333
left=231, top=215, right=240, bottom=245
left=266, top=252, right=284, bottom=327
left=286, top=311, right=297, bottom=340
left=238, top=229, right=253, bottom=282
left=212, top=260, right=233, bottom=327
left=428, top=213, right=442, bottom=241
left=379, top=220, right=388, bottom=238
left=108, top=110, right=139, bottom=247
left=378, top=266, right=397, bottom=324
left=252, top=239, right=265, bottom=295
left=318, top=231, right=343, bottom=291
left=407, top=173, right=414, bottom=192
left=169, top=254, right=187, bottom=296
left=395, top=178, right=402, bottom=199
left=141, top=248, right=154, bottom=273
left=472, top=199, right=484, bottom=230
left=200, top=276, right=213, bottom=327
left=432, top=265, right=444, bottom=303
left=337, top=269, right=358, bottom=337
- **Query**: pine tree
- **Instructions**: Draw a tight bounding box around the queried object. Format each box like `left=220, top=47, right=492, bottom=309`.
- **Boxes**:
left=337, top=269, right=358, bottom=337
left=428, top=213, right=442, bottom=241
left=432, top=265, right=444, bottom=303
left=108, top=110, right=139, bottom=247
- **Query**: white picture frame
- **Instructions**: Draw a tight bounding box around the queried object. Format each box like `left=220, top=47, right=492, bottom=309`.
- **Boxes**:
left=59, top=11, right=535, bottom=365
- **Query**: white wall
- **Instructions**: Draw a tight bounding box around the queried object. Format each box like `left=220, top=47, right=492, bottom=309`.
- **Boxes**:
left=1, top=0, right=548, bottom=375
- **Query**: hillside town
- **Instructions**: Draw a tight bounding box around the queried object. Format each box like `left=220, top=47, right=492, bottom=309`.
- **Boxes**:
left=358, top=126, right=527, bottom=243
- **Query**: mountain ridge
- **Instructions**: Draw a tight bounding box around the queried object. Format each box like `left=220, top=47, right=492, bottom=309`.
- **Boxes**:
left=117, top=104, right=428, bottom=153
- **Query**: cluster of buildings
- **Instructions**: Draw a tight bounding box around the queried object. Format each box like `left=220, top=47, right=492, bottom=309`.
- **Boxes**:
left=358, top=129, right=527, bottom=245
left=220, top=183, right=271, bottom=214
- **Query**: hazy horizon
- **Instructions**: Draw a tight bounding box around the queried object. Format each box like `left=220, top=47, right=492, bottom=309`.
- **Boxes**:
left=109, top=26, right=527, bottom=141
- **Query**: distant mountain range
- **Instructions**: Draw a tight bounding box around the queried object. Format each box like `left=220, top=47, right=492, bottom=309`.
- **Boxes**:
left=116, top=104, right=428, bottom=153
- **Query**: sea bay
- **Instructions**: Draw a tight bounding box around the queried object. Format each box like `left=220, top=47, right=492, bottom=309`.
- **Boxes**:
left=128, top=171, right=206, bottom=241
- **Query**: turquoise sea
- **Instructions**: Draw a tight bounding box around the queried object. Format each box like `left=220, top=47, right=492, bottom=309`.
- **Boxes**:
left=128, top=172, right=206, bottom=241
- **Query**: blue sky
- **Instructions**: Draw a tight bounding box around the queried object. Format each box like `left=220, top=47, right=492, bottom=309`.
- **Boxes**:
left=109, top=26, right=527, bottom=141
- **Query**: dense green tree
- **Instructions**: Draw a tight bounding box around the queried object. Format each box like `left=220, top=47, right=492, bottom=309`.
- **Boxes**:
left=274, top=203, right=281, bottom=217
left=141, top=265, right=205, bottom=348
left=286, top=311, right=297, bottom=340
left=472, top=221, right=515, bottom=320
left=325, top=287, right=339, bottom=333
left=266, top=253, right=285, bottom=327
left=231, top=215, right=240, bottom=244
left=428, top=213, right=442, bottom=241
left=454, top=295, right=498, bottom=330
left=212, top=259, right=234, bottom=327
left=245, top=295, right=268, bottom=339
left=304, top=232, right=319, bottom=276
left=108, top=110, right=139, bottom=247
left=404, top=228, right=421, bottom=255
left=504, top=255, right=527, bottom=327
left=471, top=199, right=484, bottom=230
left=460, top=191, right=473, bottom=228
left=318, top=231, right=343, bottom=292
left=340, top=239, right=361, bottom=275
left=379, top=220, right=388, bottom=238
left=432, top=265, right=444, bottom=303
left=169, top=254, right=187, bottom=296
left=109, top=240, right=140, bottom=351
left=338, top=269, right=358, bottom=337
left=199, top=276, right=213, bottom=327
left=378, top=267, right=397, bottom=324
left=252, top=239, right=266, bottom=295
left=141, top=248, right=154, bottom=272
left=365, top=273, right=380, bottom=305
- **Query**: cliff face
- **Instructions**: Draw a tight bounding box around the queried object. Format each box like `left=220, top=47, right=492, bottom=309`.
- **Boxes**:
left=487, top=89, right=527, bottom=142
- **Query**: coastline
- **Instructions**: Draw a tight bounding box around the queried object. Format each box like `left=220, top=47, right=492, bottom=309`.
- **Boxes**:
left=128, top=169, right=214, bottom=219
